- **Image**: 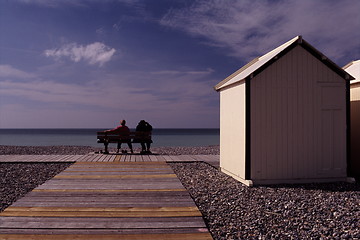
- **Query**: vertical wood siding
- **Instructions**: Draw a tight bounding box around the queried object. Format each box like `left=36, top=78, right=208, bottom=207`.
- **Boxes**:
left=350, top=83, right=360, bottom=177
left=250, top=46, right=347, bottom=181
left=220, top=82, right=247, bottom=179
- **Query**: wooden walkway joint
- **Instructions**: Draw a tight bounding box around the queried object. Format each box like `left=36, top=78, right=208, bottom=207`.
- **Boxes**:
left=0, top=155, right=217, bottom=239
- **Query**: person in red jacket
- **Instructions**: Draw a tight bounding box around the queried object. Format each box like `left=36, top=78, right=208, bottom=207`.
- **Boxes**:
left=105, top=120, right=133, bottom=153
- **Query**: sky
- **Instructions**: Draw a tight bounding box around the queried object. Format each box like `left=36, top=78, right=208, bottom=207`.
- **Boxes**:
left=0, top=0, right=359, bottom=129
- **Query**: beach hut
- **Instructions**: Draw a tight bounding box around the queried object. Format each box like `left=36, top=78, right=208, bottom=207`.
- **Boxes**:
left=214, top=36, right=354, bottom=186
left=343, top=60, right=360, bottom=180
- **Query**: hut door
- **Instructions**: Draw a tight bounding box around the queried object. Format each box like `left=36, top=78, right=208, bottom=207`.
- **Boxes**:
left=319, top=86, right=346, bottom=177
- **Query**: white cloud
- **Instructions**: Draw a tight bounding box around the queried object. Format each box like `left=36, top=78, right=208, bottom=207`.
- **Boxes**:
left=0, top=65, right=36, bottom=79
left=161, top=0, right=360, bottom=64
left=44, top=42, right=116, bottom=66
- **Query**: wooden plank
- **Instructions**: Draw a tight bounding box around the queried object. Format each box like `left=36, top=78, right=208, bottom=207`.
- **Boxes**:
left=35, top=181, right=182, bottom=187
left=11, top=198, right=195, bottom=205
left=0, top=210, right=202, bottom=218
left=32, top=189, right=186, bottom=193
left=130, top=155, right=136, bottom=162
left=188, top=155, right=205, bottom=161
left=92, top=155, right=103, bottom=162
left=32, top=155, right=44, bottom=162
left=91, top=155, right=101, bottom=162
left=25, top=192, right=190, bottom=199
left=60, top=170, right=175, bottom=174
left=101, top=155, right=109, bottom=162
left=206, top=155, right=220, bottom=161
left=87, top=155, right=98, bottom=162
left=61, top=169, right=172, bottom=173
left=31, top=185, right=185, bottom=191
left=22, top=155, right=36, bottom=161
left=107, top=155, right=116, bottom=162
left=56, top=171, right=173, bottom=176
left=134, top=155, right=143, bottom=162
left=54, top=155, right=72, bottom=162
left=9, top=203, right=197, bottom=209
left=4, top=206, right=199, bottom=212
left=34, top=184, right=184, bottom=190
left=34, top=179, right=183, bottom=185
left=0, top=233, right=212, bottom=240
left=114, top=155, right=122, bottom=162
left=2, top=156, right=13, bottom=162
left=64, top=167, right=171, bottom=171
left=167, top=155, right=184, bottom=161
left=140, top=155, right=150, bottom=161
left=9, top=197, right=195, bottom=204
left=62, top=168, right=172, bottom=172
left=74, top=161, right=167, bottom=165
left=26, top=193, right=189, bottom=199
left=0, top=228, right=210, bottom=234
left=53, top=174, right=177, bottom=179
left=79, top=154, right=97, bottom=162
left=153, top=155, right=166, bottom=162
left=179, top=155, right=199, bottom=161
left=148, top=154, right=158, bottom=161
left=162, top=155, right=174, bottom=162
left=66, top=155, right=81, bottom=161
left=36, top=176, right=178, bottom=181
left=0, top=216, right=207, bottom=228
left=72, top=155, right=89, bottom=162
left=198, top=155, right=216, bottom=161
left=120, top=154, right=128, bottom=162
left=10, top=202, right=196, bottom=208
left=13, top=193, right=192, bottom=199
left=73, top=155, right=87, bottom=162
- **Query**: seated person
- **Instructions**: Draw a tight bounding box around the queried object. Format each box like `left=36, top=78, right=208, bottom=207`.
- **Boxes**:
left=104, top=120, right=133, bottom=154
left=135, top=120, right=153, bottom=154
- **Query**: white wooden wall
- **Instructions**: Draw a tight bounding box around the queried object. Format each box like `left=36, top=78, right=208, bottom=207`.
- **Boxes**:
left=219, top=81, right=247, bottom=182
left=250, top=46, right=347, bottom=183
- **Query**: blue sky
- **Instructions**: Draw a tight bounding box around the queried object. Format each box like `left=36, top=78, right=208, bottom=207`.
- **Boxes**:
left=0, top=0, right=359, bottom=129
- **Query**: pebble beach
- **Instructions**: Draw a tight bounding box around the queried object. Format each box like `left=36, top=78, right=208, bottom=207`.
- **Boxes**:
left=1, top=145, right=359, bottom=239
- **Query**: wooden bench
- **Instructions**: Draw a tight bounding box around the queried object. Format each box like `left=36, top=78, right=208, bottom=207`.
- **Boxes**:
left=97, top=131, right=152, bottom=154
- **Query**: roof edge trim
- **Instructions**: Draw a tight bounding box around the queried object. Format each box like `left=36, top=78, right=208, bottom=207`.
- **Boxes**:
left=214, top=35, right=355, bottom=91
left=215, top=36, right=301, bottom=91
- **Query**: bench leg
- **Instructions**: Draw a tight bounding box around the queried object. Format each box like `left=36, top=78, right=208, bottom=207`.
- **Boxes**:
left=104, top=142, right=109, bottom=154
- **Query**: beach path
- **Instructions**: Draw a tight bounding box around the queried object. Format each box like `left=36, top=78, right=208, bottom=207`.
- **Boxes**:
left=0, top=158, right=215, bottom=239
left=0, top=153, right=220, bottom=168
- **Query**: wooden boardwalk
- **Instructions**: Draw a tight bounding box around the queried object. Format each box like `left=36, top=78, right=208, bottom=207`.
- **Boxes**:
left=0, top=155, right=217, bottom=239
left=0, top=154, right=220, bottom=168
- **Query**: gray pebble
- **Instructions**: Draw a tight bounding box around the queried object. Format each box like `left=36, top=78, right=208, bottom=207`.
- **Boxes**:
left=170, top=162, right=360, bottom=240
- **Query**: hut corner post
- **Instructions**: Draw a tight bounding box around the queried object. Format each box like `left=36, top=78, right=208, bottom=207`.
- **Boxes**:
left=245, top=77, right=251, bottom=181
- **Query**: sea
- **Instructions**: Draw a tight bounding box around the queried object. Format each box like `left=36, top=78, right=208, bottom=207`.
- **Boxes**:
left=0, top=129, right=219, bottom=147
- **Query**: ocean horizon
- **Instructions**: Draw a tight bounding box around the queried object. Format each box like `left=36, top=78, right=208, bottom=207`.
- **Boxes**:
left=0, top=128, right=220, bottom=147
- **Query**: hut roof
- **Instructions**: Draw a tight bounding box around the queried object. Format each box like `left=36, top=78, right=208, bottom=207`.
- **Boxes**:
left=215, top=36, right=354, bottom=91
left=343, top=60, right=360, bottom=84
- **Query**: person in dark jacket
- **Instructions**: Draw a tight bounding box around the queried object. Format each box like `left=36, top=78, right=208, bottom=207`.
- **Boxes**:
left=135, top=120, right=153, bottom=154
